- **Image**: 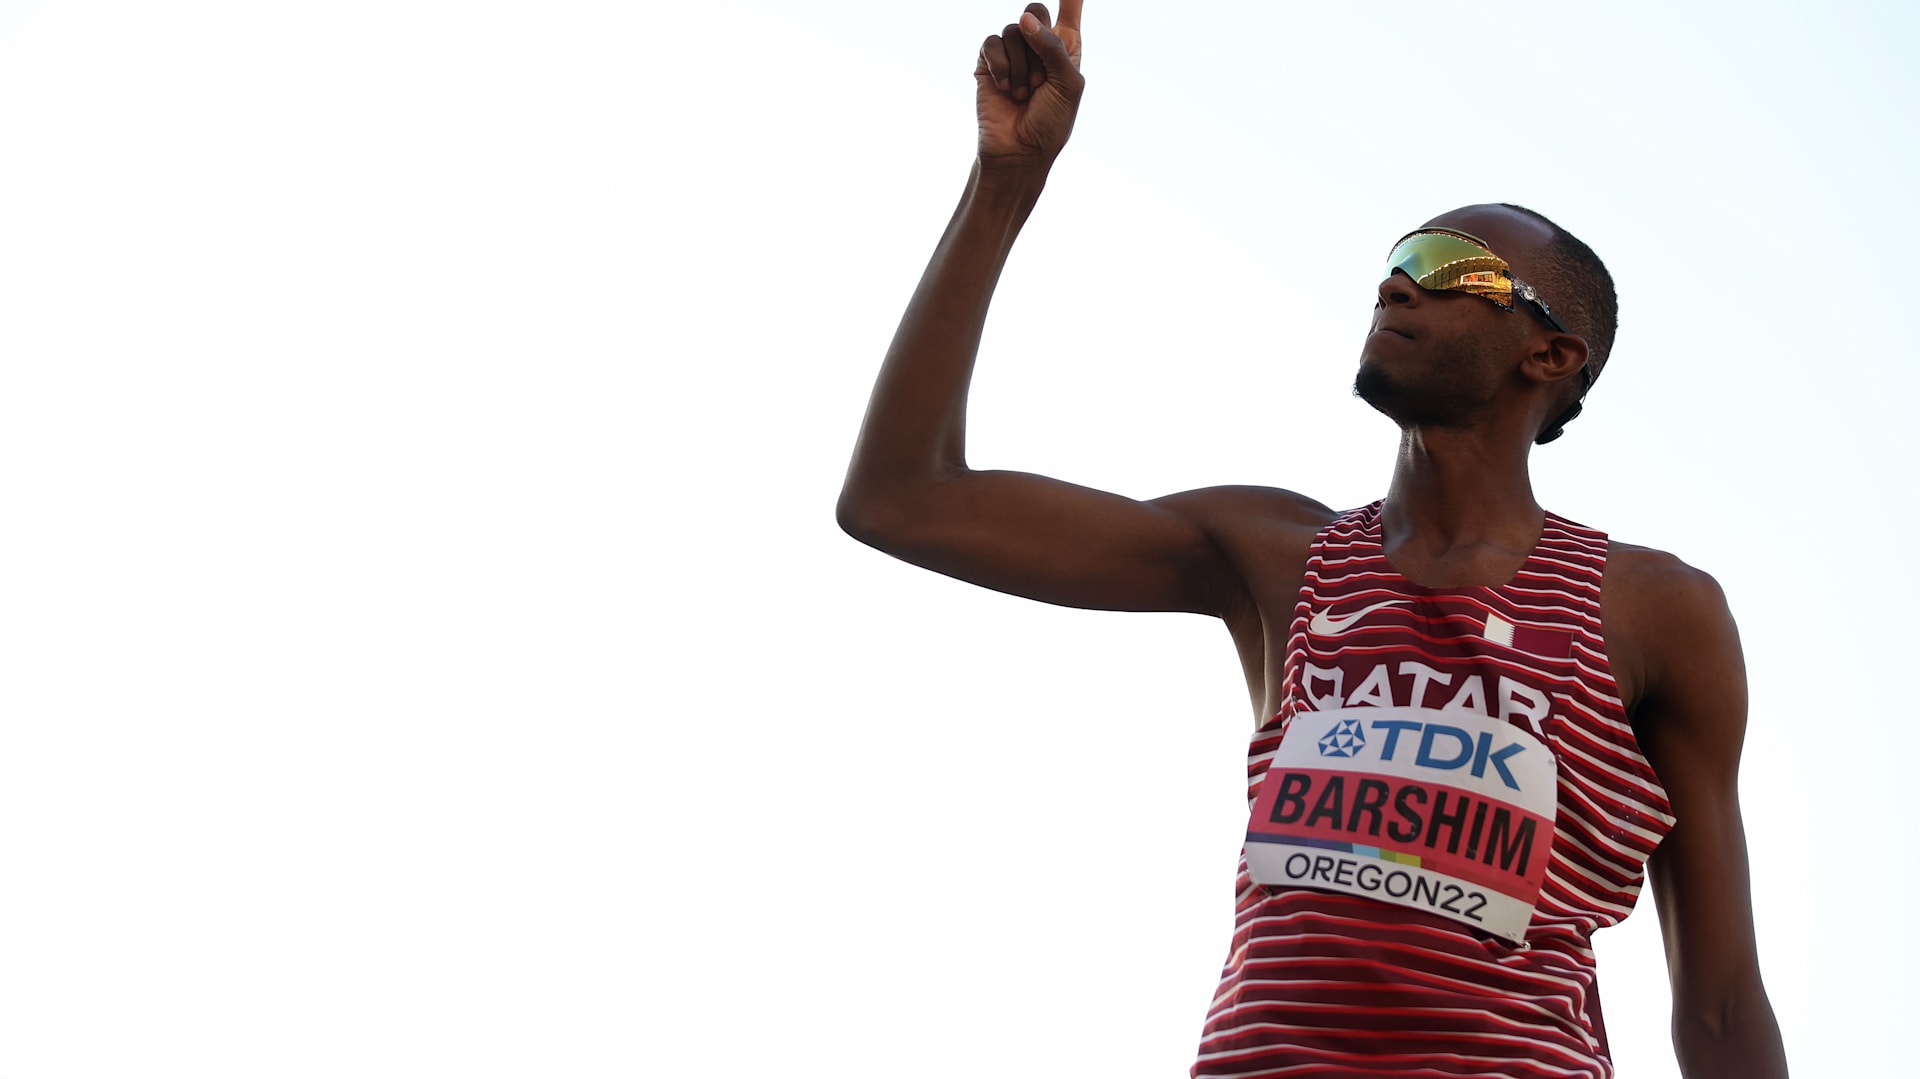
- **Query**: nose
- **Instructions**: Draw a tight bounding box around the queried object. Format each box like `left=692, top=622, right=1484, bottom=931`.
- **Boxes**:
left=1376, top=270, right=1422, bottom=310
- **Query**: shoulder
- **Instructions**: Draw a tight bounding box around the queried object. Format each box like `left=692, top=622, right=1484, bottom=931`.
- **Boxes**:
left=1605, top=541, right=1730, bottom=611
left=1152, top=484, right=1342, bottom=537
left=1155, top=485, right=1343, bottom=571
left=1602, top=541, right=1742, bottom=718
left=1151, top=485, right=1342, bottom=620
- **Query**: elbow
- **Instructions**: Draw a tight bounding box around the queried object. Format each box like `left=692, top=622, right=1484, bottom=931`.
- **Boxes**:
left=838, top=473, right=945, bottom=552
left=835, top=486, right=902, bottom=548
left=835, top=489, right=878, bottom=543
left=839, top=461, right=960, bottom=549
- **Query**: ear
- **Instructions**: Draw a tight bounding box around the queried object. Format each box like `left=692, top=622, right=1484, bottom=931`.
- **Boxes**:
left=1526, top=332, right=1593, bottom=446
left=1521, top=330, right=1591, bottom=389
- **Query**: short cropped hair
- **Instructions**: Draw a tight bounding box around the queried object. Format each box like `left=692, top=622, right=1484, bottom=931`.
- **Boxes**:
left=1498, top=203, right=1619, bottom=379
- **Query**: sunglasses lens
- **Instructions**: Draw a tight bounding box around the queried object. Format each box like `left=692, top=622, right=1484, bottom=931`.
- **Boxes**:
left=1385, top=231, right=1516, bottom=309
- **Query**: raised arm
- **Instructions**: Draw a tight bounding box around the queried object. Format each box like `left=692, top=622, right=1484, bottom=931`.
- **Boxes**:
left=1612, top=552, right=1788, bottom=1078
left=837, top=3, right=1321, bottom=615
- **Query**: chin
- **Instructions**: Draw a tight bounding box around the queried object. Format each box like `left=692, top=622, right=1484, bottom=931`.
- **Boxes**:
left=1353, top=360, right=1401, bottom=413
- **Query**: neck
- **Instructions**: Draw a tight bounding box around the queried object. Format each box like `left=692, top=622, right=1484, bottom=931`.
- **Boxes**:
left=1380, top=424, right=1543, bottom=575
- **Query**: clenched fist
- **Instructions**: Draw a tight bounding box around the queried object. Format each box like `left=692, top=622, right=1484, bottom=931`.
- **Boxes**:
left=975, top=2, right=1085, bottom=171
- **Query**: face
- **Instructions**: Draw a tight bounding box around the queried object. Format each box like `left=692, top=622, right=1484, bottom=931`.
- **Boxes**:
left=1354, top=206, right=1559, bottom=430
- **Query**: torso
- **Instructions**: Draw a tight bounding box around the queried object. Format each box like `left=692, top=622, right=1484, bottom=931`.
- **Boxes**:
left=1190, top=500, right=1677, bottom=1078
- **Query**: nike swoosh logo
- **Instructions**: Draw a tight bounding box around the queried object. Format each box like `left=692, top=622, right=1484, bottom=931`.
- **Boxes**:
left=1309, top=598, right=1409, bottom=637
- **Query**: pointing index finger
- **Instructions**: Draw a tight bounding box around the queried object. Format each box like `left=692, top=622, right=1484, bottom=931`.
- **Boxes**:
left=1056, top=0, right=1082, bottom=31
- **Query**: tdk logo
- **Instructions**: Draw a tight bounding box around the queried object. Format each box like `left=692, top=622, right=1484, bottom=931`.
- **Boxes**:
left=1316, top=719, right=1366, bottom=758
left=1317, top=717, right=1528, bottom=790
left=1379, top=720, right=1526, bottom=790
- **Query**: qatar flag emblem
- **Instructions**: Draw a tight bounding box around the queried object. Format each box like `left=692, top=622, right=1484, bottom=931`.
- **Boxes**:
left=1481, top=613, right=1573, bottom=659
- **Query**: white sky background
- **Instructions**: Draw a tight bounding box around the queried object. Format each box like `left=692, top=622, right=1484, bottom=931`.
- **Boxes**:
left=0, top=0, right=1913, bottom=1076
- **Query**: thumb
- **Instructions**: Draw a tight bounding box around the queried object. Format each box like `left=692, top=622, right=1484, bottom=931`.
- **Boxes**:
left=1018, top=12, right=1083, bottom=86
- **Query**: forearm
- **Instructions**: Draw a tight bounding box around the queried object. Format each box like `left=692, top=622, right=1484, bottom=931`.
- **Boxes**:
left=838, top=159, right=1050, bottom=521
left=1673, top=983, right=1787, bottom=1077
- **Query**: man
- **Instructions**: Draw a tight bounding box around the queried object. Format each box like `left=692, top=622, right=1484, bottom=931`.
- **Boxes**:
left=835, top=4, right=1787, bottom=1076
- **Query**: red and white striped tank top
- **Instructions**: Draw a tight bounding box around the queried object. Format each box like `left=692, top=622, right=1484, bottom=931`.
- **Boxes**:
left=1194, top=502, right=1675, bottom=1079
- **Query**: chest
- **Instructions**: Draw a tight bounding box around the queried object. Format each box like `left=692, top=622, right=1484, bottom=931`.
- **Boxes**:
left=1229, top=525, right=1646, bottom=724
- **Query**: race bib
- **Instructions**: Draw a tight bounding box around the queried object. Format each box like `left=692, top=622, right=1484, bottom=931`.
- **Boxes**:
left=1246, top=706, right=1557, bottom=943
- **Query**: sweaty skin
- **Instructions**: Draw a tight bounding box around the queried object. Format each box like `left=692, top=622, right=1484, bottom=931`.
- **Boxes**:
left=836, top=5, right=1787, bottom=1075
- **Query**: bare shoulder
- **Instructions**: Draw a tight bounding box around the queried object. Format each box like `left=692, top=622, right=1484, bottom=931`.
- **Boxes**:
left=1154, top=484, right=1341, bottom=536
left=1155, top=485, right=1341, bottom=576
left=1605, top=541, right=1730, bottom=609
left=1603, top=540, right=1741, bottom=719
left=1152, top=486, right=1342, bottom=633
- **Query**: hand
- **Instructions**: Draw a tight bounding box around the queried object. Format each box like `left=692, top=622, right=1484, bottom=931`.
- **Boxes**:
left=974, top=2, right=1085, bottom=171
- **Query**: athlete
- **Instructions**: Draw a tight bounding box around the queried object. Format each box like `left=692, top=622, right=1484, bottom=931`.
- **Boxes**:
left=835, top=4, right=1787, bottom=1076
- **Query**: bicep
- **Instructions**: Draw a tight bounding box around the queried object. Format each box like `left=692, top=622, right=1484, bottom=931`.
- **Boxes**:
left=838, top=469, right=1324, bottom=616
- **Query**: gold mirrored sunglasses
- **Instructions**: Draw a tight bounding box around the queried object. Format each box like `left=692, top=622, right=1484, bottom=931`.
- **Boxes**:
left=1382, top=227, right=1592, bottom=444
left=1384, top=228, right=1571, bottom=335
